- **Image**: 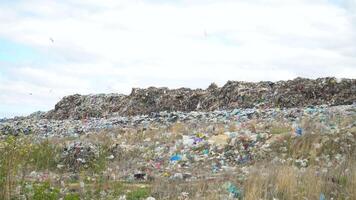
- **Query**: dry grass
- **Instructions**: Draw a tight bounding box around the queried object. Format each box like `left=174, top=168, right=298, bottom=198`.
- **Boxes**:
left=148, top=158, right=356, bottom=200
left=243, top=168, right=271, bottom=200
left=228, top=123, right=238, bottom=132
left=242, top=159, right=356, bottom=200
left=270, top=125, right=292, bottom=135
left=169, top=122, right=186, bottom=135
left=151, top=178, right=224, bottom=200
left=349, top=163, right=356, bottom=200
left=267, top=115, right=355, bottom=163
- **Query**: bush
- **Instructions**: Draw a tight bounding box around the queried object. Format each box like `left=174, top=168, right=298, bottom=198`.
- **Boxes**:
left=0, top=136, right=31, bottom=200
left=0, top=136, right=59, bottom=200
left=33, top=182, right=60, bottom=200
left=30, top=140, right=59, bottom=170
left=126, top=188, right=150, bottom=200
left=64, top=193, right=81, bottom=200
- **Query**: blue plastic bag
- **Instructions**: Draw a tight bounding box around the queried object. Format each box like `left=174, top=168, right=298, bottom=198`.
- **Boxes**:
left=224, top=182, right=242, bottom=198
left=320, top=193, right=326, bottom=200
left=170, top=154, right=182, bottom=162
left=295, top=127, right=303, bottom=136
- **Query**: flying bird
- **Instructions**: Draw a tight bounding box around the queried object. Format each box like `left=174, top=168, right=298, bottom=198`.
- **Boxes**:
left=49, top=37, right=54, bottom=43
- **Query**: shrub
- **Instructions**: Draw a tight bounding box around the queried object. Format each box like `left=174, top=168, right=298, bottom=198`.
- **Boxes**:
left=30, top=140, right=59, bottom=170
left=0, top=136, right=31, bottom=200
left=32, top=182, right=60, bottom=200
left=64, top=193, right=81, bottom=200
left=126, top=188, right=150, bottom=200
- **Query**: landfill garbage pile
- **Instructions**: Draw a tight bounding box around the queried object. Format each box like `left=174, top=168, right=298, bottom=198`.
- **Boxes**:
left=0, top=103, right=353, bottom=139
left=59, top=141, right=100, bottom=171
left=0, top=105, right=355, bottom=199
left=1, top=105, right=355, bottom=169
left=0, top=77, right=356, bottom=199
left=45, top=77, right=356, bottom=120
left=47, top=93, right=127, bottom=120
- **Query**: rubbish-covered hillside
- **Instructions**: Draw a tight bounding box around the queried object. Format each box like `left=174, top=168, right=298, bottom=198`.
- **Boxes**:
left=46, top=77, right=356, bottom=120
left=0, top=77, right=355, bottom=200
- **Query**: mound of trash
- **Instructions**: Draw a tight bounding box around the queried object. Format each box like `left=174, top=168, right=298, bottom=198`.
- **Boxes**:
left=0, top=87, right=355, bottom=199
left=45, top=77, right=355, bottom=120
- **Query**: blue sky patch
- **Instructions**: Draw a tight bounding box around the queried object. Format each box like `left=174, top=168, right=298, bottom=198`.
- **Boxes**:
left=0, top=37, right=43, bottom=64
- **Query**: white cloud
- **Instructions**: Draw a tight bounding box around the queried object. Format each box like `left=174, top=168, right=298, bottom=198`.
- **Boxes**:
left=0, top=0, right=355, bottom=117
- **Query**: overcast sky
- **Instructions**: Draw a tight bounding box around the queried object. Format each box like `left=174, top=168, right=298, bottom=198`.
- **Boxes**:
left=0, top=0, right=356, bottom=118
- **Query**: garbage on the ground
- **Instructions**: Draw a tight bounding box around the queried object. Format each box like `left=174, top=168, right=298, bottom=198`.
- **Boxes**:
left=43, top=77, right=355, bottom=120
left=295, top=127, right=303, bottom=136
left=1, top=104, right=354, bottom=141
left=80, top=181, right=85, bottom=189
left=183, top=135, right=195, bottom=146
left=134, top=173, right=147, bottom=180
left=295, top=159, right=308, bottom=168
left=202, top=149, right=209, bottom=155
left=1, top=104, right=353, bottom=184
left=60, top=141, right=99, bottom=171
left=223, top=182, right=242, bottom=198
left=170, top=154, right=182, bottom=162
left=320, top=193, right=326, bottom=200
left=171, top=173, right=183, bottom=180
left=178, top=192, right=189, bottom=200
left=0, top=77, right=355, bottom=200
left=118, top=195, right=126, bottom=200
left=208, top=134, right=229, bottom=146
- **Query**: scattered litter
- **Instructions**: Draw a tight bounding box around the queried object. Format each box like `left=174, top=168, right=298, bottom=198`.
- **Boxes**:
left=170, top=154, right=182, bottom=162
left=320, top=193, right=326, bottom=200
left=295, top=127, right=303, bottom=136
left=224, top=182, right=242, bottom=198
